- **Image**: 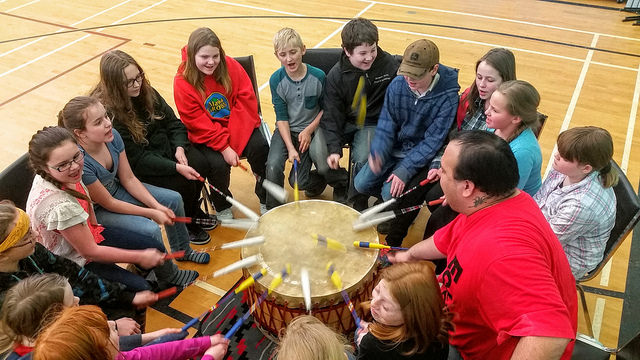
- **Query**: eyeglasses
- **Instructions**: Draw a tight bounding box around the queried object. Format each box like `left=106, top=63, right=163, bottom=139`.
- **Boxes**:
left=125, top=72, right=144, bottom=88
left=49, top=149, right=85, bottom=172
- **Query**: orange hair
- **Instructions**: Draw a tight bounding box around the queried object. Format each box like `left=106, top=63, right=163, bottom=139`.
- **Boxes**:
left=361, top=261, right=453, bottom=355
left=32, top=305, right=114, bottom=360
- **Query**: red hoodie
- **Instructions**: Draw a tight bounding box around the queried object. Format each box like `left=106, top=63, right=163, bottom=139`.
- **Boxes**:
left=173, top=46, right=260, bottom=154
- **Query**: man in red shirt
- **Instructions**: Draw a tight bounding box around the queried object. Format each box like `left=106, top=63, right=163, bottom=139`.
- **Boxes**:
left=389, top=131, right=577, bottom=360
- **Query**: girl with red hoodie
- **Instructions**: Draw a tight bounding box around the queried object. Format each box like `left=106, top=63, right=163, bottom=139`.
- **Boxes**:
left=173, top=27, right=268, bottom=219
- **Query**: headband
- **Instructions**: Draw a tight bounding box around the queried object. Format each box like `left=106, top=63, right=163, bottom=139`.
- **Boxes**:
left=0, top=208, right=30, bottom=253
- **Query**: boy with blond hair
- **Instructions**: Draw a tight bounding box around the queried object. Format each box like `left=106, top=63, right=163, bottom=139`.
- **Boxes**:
left=265, top=28, right=326, bottom=210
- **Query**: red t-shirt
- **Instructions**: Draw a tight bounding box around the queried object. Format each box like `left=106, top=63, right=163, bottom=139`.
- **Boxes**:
left=434, top=192, right=577, bottom=360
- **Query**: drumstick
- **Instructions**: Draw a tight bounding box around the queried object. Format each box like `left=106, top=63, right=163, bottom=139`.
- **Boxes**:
left=311, top=233, right=347, bottom=252
left=224, top=265, right=291, bottom=339
left=358, top=178, right=435, bottom=222
left=428, top=198, right=445, bottom=206
left=351, top=76, right=367, bottom=128
left=293, top=159, right=299, bottom=203
left=300, top=268, right=312, bottom=313
left=171, top=216, right=218, bottom=228
left=353, top=242, right=408, bottom=251
left=353, top=210, right=396, bottom=232
left=156, top=286, right=177, bottom=300
left=197, top=177, right=260, bottom=222
left=220, top=218, right=257, bottom=230
left=164, top=251, right=186, bottom=260
left=235, top=166, right=289, bottom=204
left=326, top=262, right=361, bottom=328
left=220, top=236, right=265, bottom=250
left=182, top=268, right=269, bottom=331
left=213, top=255, right=259, bottom=278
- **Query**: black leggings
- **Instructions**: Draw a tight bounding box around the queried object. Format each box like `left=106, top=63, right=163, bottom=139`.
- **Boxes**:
left=190, top=128, right=268, bottom=211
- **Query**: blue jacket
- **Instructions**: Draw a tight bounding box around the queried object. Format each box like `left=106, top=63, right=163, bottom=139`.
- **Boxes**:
left=370, top=64, right=460, bottom=182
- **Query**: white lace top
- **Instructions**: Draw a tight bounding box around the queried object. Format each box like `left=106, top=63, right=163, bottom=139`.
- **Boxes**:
left=26, top=175, right=90, bottom=266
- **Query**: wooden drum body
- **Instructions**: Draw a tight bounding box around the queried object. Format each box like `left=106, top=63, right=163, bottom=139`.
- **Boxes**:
left=241, top=200, right=379, bottom=336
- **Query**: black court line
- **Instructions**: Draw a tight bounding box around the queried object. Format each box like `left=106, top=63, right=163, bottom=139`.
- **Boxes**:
left=1, top=15, right=639, bottom=58
left=537, top=0, right=623, bottom=11
left=581, top=285, right=625, bottom=299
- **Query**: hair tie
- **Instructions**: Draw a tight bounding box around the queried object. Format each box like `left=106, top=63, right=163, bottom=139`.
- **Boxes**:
left=0, top=208, right=30, bottom=253
left=600, top=162, right=612, bottom=174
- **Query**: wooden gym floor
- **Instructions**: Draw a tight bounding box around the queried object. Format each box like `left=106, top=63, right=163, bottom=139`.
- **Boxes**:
left=1, top=0, right=639, bottom=352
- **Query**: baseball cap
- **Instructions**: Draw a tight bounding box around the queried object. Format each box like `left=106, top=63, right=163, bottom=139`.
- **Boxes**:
left=397, top=39, right=439, bottom=79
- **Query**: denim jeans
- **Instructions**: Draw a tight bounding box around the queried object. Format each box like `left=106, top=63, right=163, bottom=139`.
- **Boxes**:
left=265, top=128, right=323, bottom=209
left=94, top=183, right=190, bottom=254
left=353, top=157, right=400, bottom=201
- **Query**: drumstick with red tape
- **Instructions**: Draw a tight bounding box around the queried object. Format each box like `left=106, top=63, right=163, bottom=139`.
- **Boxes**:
left=172, top=216, right=218, bottom=228
left=156, top=287, right=177, bottom=300
left=225, top=265, right=291, bottom=339
left=358, top=178, right=435, bottom=221
left=164, top=251, right=186, bottom=260
left=197, top=176, right=260, bottom=221
left=353, top=242, right=408, bottom=251
left=311, top=233, right=347, bottom=252
left=326, top=262, right=361, bottom=328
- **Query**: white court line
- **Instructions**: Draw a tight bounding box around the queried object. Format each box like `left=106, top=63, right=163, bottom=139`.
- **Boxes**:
left=5, top=0, right=39, bottom=13
left=592, top=297, right=606, bottom=340
left=0, top=0, right=166, bottom=79
left=360, top=0, right=640, bottom=43
left=543, top=34, right=598, bottom=178
left=194, top=280, right=228, bottom=296
left=0, top=0, right=131, bottom=59
left=620, top=63, right=640, bottom=174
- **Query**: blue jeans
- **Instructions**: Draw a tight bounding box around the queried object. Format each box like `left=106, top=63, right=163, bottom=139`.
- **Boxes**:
left=353, top=157, right=400, bottom=201
left=95, top=183, right=191, bottom=254
left=265, top=128, right=323, bottom=208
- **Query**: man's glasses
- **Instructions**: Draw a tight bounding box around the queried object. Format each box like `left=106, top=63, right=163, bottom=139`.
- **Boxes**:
left=49, top=149, right=85, bottom=172
left=125, top=72, right=144, bottom=88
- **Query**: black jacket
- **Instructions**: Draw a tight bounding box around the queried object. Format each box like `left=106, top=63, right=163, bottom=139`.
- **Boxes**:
left=320, top=47, right=400, bottom=156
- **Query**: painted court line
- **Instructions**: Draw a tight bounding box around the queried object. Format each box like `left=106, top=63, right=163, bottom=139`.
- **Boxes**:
left=544, top=34, right=598, bottom=178
left=5, top=0, right=39, bottom=13
left=620, top=63, right=640, bottom=174
left=0, top=0, right=131, bottom=59
left=194, top=280, right=228, bottom=297
left=361, top=0, right=640, bottom=42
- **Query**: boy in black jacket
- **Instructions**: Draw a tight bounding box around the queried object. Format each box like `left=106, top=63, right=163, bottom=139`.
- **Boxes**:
left=313, top=18, right=399, bottom=206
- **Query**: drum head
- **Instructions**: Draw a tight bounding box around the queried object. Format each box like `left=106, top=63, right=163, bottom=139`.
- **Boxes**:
left=242, top=200, right=379, bottom=301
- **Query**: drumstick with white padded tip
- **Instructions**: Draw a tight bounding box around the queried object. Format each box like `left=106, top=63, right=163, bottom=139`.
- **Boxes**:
left=220, top=236, right=265, bottom=249
left=224, top=265, right=291, bottom=339
left=236, top=163, right=288, bottom=204
left=181, top=268, right=268, bottom=331
left=326, top=262, right=361, bottom=328
left=358, top=178, right=436, bottom=221
left=213, top=255, right=260, bottom=278
left=311, top=233, right=347, bottom=252
left=197, top=176, right=260, bottom=221
left=219, top=218, right=257, bottom=230
left=301, top=268, right=312, bottom=313
left=353, top=199, right=446, bottom=232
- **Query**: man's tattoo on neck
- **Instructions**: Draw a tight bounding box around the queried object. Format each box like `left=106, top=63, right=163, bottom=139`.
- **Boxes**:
left=472, top=196, right=487, bottom=207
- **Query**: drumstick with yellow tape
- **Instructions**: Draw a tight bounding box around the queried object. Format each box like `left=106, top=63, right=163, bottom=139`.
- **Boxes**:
left=326, top=262, right=361, bottom=328
left=353, top=242, right=408, bottom=251
left=351, top=76, right=367, bottom=128
left=225, top=265, right=291, bottom=339
left=182, top=268, right=268, bottom=331
left=293, top=159, right=300, bottom=203
left=311, top=233, right=347, bottom=252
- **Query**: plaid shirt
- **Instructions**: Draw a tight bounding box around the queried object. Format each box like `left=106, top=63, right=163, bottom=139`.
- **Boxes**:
left=534, top=170, right=616, bottom=279
left=430, top=100, right=487, bottom=169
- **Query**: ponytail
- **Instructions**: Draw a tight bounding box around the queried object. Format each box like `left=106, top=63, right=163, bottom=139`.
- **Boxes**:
left=599, top=162, right=619, bottom=189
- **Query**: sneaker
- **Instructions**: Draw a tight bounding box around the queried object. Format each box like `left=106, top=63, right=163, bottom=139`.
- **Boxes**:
left=216, top=207, right=233, bottom=221
left=188, top=225, right=211, bottom=245
left=198, top=213, right=219, bottom=231
left=260, top=203, right=268, bottom=215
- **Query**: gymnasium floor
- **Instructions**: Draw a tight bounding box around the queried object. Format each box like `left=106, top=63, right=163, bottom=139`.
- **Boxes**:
left=1, top=0, right=639, bottom=353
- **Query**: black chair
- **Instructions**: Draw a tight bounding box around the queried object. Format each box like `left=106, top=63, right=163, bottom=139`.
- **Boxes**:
left=0, top=153, right=35, bottom=209
left=572, top=329, right=640, bottom=359
left=234, top=55, right=271, bottom=145
left=576, top=160, right=640, bottom=336
left=302, top=48, right=343, bottom=75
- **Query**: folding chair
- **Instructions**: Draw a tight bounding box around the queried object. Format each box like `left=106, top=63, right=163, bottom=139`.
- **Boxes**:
left=0, top=153, right=35, bottom=209
left=234, top=55, right=272, bottom=146
left=572, top=329, right=640, bottom=359
left=576, top=160, right=640, bottom=337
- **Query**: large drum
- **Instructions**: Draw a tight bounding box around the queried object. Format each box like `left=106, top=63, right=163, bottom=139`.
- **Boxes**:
left=241, top=200, right=379, bottom=336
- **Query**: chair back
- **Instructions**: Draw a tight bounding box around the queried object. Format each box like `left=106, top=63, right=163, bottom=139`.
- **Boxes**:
left=302, top=48, right=343, bottom=75
left=0, top=153, right=35, bottom=209
left=578, top=160, right=640, bottom=282
left=233, top=55, right=271, bottom=145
